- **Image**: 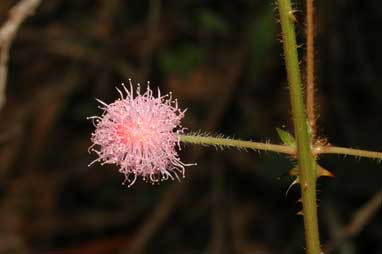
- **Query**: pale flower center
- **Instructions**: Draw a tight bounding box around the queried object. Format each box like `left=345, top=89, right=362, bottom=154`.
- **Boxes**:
left=116, top=119, right=156, bottom=145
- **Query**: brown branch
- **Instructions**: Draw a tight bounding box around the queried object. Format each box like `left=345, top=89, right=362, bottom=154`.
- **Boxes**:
left=0, top=0, right=42, bottom=110
left=323, top=191, right=382, bottom=253
left=306, top=0, right=316, bottom=138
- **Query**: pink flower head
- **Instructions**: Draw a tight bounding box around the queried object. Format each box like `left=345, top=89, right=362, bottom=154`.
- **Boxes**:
left=88, top=79, right=192, bottom=187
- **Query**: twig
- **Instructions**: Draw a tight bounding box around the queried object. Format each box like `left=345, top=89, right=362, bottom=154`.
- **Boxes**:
left=316, top=145, right=382, bottom=161
left=0, top=0, right=42, bottom=110
left=324, top=204, right=356, bottom=254
left=323, top=191, right=382, bottom=253
left=306, top=0, right=316, bottom=137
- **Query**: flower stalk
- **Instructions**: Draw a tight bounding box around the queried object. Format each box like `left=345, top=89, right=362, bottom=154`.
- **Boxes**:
left=277, top=0, right=321, bottom=253
left=179, top=134, right=295, bottom=155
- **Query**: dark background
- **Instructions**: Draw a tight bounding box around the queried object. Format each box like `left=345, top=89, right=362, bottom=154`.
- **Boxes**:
left=0, top=0, right=381, bottom=253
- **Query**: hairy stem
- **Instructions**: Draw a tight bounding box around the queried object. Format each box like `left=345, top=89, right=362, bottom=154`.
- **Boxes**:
left=316, top=146, right=382, bottom=161
left=277, top=0, right=321, bottom=253
left=306, top=0, right=316, bottom=138
left=179, top=134, right=295, bottom=155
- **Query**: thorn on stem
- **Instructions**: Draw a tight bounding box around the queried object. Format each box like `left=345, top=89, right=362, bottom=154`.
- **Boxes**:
left=288, top=167, right=299, bottom=176
left=317, top=166, right=335, bottom=178
left=288, top=10, right=297, bottom=23
left=286, top=177, right=300, bottom=197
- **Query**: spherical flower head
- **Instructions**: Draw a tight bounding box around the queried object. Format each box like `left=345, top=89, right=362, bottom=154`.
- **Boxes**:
left=88, top=80, right=192, bottom=187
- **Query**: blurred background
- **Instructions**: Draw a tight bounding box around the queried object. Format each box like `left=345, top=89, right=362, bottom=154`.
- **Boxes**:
left=0, top=0, right=381, bottom=253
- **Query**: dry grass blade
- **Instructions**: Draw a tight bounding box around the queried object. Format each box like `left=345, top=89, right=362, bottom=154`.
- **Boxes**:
left=0, top=0, right=42, bottom=110
left=323, top=191, right=382, bottom=253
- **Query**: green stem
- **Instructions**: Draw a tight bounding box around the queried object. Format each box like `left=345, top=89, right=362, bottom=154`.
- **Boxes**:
left=277, top=0, right=321, bottom=254
left=179, top=134, right=295, bottom=155
left=317, top=146, right=382, bottom=161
